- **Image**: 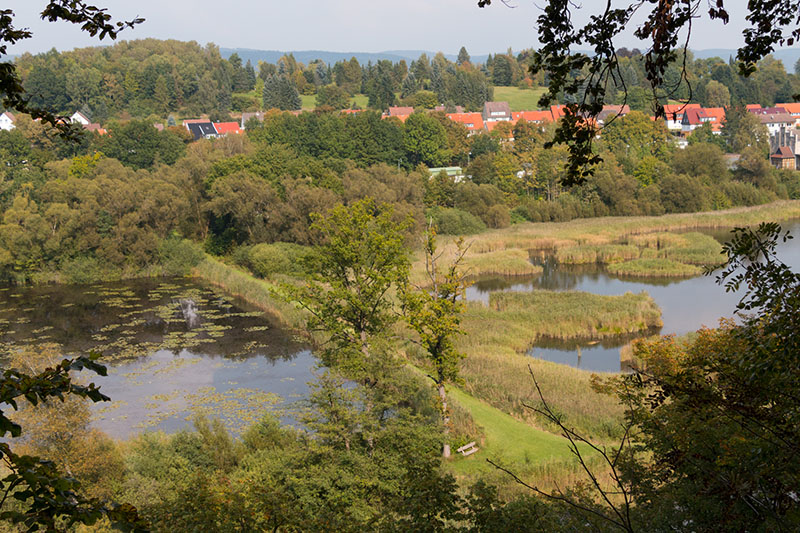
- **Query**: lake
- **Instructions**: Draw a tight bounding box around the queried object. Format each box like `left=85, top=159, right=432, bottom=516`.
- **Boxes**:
left=0, top=278, right=314, bottom=439
left=466, top=221, right=800, bottom=373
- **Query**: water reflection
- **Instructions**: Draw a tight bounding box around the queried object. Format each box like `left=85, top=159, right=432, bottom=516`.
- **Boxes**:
left=466, top=221, right=800, bottom=373
left=0, top=278, right=313, bottom=438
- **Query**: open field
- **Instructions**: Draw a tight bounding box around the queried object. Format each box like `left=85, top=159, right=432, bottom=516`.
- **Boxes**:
left=492, top=86, right=549, bottom=111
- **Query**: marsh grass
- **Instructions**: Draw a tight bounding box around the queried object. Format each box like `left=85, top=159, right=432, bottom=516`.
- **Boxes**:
left=437, top=202, right=800, bottom=278
left=488, top=291, right=663, bottom=338
left=659, top=232, right=724, bottom=266
left=555, top=244, right=640, bottom=265
left=463, top=249, right=543, bottom=278
left=607, top=258, right=702, bottom=278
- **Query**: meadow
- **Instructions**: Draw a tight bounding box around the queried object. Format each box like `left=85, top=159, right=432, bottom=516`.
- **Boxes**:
left=492, top=86, right=549, bottom=111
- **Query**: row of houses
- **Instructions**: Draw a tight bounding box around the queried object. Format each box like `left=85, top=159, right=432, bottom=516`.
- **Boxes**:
left=0, top=110, right=107, bottom=134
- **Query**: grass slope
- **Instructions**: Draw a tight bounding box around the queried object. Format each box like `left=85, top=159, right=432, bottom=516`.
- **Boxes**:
left=492, top=86, right=548, bottom=111
left=447, top=386, right=586, bottom=476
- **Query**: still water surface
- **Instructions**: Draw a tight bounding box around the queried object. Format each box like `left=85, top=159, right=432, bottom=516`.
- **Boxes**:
left=466, top=222, right=800, bottom=373
left=0, top=278, right=313, bottom=439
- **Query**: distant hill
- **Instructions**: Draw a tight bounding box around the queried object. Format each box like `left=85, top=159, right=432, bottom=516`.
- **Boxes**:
left=220, top=48, right=489, bottom=65
left=692, top=48, right=800, bottom=72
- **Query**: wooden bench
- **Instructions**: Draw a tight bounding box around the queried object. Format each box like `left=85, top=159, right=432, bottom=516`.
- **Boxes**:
left=457, top=441, right=479, bottom=457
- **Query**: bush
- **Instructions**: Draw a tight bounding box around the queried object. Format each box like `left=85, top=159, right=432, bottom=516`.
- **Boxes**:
left=158, top=237, right=205, bottom=276
left=484, top=204, right=511, bottom=228
left=242, top=242, right=311, bottom=278
left=427, top=207, right=486, bottom=235
left=60, top=255, right=109, bottom=284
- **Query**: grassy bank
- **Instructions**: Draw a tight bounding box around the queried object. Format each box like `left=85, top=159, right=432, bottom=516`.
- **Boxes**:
left=446, top=386, right=603, bottom=493
left=192, top=255, right=306, bottom=331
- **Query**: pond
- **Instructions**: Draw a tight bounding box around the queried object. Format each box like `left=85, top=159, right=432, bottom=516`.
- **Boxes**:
left=0, top=278, right=313, bottom=439
left=466, top=221, right=800, bottom=373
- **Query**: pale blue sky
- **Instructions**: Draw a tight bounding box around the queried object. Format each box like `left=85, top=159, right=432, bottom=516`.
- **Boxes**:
left=5, top=0, right=760, bottom=56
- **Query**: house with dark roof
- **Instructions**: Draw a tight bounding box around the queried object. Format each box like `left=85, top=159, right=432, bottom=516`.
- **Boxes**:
left=596, top=105, right=630, bottom=125
left=483, top=101, right=512, bottom=123
left=187, top=122, right=218, bottom=141
left=757, top=111, right=794, bottom=136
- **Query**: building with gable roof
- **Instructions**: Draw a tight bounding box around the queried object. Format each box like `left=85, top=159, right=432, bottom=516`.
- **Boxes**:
left=662, top=103, right=701, bottom=131
left=446, top=112, right=484, bottom=135
left=482, top=101, right=512, bottom=123
left=0, top=111, right=16, bottom=131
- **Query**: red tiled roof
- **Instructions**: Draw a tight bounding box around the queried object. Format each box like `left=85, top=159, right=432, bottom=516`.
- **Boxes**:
left=388, top=106, right=414, bottom=116
left=512, top=110, right=553, bottom=123
left=662, top=103, right=700, bottom=115
left=447, top=112, right=484, bottom=131
left=777, top=102, right=800, bottom=115
left=684, top=107, right=725, bottom=125
left=550, top=105, right=567, bottom=120
left=746, top=104, right=762, bottom=111
left=213, top=122, right=242, bottom=135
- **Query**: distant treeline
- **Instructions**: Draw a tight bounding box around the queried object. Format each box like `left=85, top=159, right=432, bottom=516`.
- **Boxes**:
left=12, top=39, right=800, bottom=122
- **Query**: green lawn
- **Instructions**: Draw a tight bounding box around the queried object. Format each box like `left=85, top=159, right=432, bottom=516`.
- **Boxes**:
left=446, top=386, right=589, bottom=476
left=492, top=86, right=548, bottom=111
left=301, top=93, right=370, bottom=111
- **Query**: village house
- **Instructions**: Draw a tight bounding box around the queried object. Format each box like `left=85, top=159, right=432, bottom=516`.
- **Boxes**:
left=777, top=103, right=800, bottom=126
left=446, top=112, right=484, bottom=135
left=240, top=111, right=265, bottom=129
left=751, top=108, right=794, bottom=136
left=681, top=107, right=725, bottom=134
left=770, top=146, right=796, bottom=170
left=186, top=122, right=218, bottom=141
left=70, top=111, right=91, bottom=126
left=0, top=111, right=16, bottom=131
left=385, top=106, right=414, bottom=122
left=596, top=105, right=630, bottom=126
left=662, top=103, right=701, bottom=131
left=213, top=122, right=242, bottom=136
left=482, top=101, right=512, bottom=123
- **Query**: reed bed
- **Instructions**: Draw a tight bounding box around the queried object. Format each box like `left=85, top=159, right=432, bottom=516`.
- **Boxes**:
left=607, top=258, right=702, bottom=278
left=555, top=244, right=640, bottom=265
left=488, top=291, right=663, bottom=338
left=463, top=249, right=543, bottom=278
left=425, top=201, right=800, bottom=280
left=659, top=232, right=725, bottom=266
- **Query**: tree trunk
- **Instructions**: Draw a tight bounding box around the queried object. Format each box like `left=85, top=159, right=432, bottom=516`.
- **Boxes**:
left=438, top=382, right=451, bottom=459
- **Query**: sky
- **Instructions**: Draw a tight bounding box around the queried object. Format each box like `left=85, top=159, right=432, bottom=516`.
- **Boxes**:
left=4, top=0, right=761, bottom=56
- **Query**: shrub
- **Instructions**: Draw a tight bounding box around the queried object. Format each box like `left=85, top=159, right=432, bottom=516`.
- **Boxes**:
left=158, top=237, right=205, bottom=276
left=427, top=207, right=486, bottom=235
left=244, top=242, right=311, bottom=278
left=60, top=256, right=109, bottom=284
left=484, top=204, right=511, bottom=228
